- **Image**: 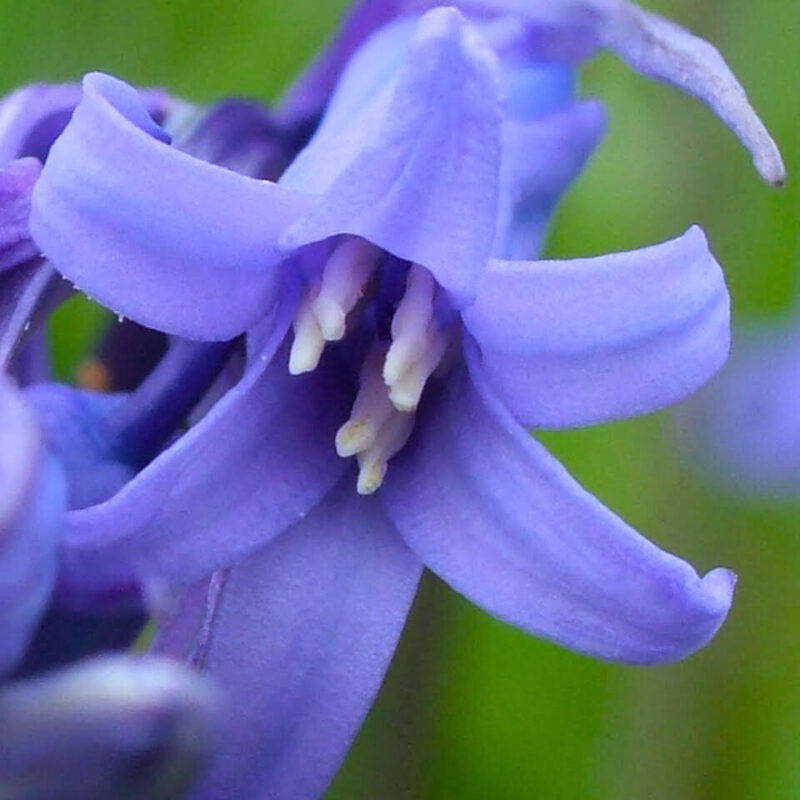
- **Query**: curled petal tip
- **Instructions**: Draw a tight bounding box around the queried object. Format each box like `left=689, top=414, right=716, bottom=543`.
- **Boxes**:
left=758, top=148, right=787, bottom=189
left=605, top=4, right=786, bottom=188
left=702, top=567, right=737, bottom=610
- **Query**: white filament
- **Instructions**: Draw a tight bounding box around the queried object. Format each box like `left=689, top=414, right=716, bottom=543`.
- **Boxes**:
left=312, top=238, right=380, bottom=341
left=383, top=264, right=452, bottom=412
left=288, top=291, right=325, bottom=375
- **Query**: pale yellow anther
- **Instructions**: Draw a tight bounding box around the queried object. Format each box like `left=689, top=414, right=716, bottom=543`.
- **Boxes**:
left=354, top=411, right=415, bottom=495
left=288, top=296, right=325, bottom=375
left=383, top=264, right=435, bottom=385
left=335, top=420, right=376, bottom=458
left=356, top=457, right=387, bottom=496
left=388, top=330, right=450, bottom=412
left=334, top=342, right=394, bottom=457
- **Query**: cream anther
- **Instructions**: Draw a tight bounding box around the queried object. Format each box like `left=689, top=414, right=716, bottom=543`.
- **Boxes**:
left=388, top=328, right=450, bottom=412
left=335, top=343, right=394, bottom=457
left=355, top=410, right=415, bottom=496
left=288, top=292, right=325, bottom=375
left=311, top=237, right=380, bottom=341
left=383, top=264, right=452, bottom=412
left=383, top=264, right=435, bottom=386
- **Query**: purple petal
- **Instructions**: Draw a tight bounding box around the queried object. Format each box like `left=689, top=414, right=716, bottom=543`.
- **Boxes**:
left=0, top=376, right=65, bottom=673
left=0, top=84, right=81, bottom=165
left=494, top=100, right=606, bottom=259
left=154, top=479, right=422, bottom=800
left=24, top=384, right=135, bottom=509
left=177, top=99, right=294, bottom=180
left=463, top=226, right=730, bottom=428
left=0, top=82, right=169, bottom=166
left=382, top=347, right=734, bottom=664
left=281, top=7, right=503, bottom=307
left=0, top=158, right=41, bottom=273
left=0, top=260, right=57, bottom=372
left=278, top=0, right=408, bottom=125
left=603, top=4, right=785, bottom=186
left=31, top=72, right=313, bottom=340
left=58, top=309, right=350, bottom=596
left=430, top=0, right=784, bottom=185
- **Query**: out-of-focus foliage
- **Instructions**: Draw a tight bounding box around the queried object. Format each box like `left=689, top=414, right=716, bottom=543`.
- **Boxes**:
left=1, top=1, right=797, bottom=797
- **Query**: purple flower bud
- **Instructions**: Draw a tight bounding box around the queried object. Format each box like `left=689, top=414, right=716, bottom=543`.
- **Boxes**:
left=0, top=655, right=218, bottom=799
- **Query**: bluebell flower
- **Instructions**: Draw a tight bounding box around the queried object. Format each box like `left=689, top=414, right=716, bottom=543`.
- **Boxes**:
left=25, top=5, right=783, bottom=797
left=0, top=375, right=65, bottom=674
left=675, top=315, right=800, bottom=500
left=0, top=654, right=218, bottom=798
left=282, top=0, right=785, bottom=187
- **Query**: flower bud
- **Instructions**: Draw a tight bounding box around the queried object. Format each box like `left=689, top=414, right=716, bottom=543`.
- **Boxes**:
left=0, top=655, right=218, bottom=800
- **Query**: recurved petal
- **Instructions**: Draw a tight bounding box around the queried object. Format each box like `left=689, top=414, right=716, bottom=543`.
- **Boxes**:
left=281, top=7, right=503, bottom=307
left=443, top=0, right=784, bottom=185
left=463, top=226, right=730, bottom=428
left=382, top=349, right=734, bottom=665
left=602, top=3, right=785, bottom=186
left=153, top=479, right=422, bottom=800
left=0, top=376, right=65, bottom=674
left=59, top=308, right=350, bottom=596
left=0, top=81, right=169, bottom=166
left=31, top=72, right=313, bottom=341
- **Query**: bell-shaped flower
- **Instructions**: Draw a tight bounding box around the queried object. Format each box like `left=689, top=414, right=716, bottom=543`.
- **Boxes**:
left=27, top=6, right=779, bottom=797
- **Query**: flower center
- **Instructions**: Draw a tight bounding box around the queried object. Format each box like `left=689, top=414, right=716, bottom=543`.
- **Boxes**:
left=288, top=236, right=456, bottom=494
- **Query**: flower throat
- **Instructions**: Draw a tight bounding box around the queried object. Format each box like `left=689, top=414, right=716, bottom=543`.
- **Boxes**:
left=288, top=235, right=457, bottom=494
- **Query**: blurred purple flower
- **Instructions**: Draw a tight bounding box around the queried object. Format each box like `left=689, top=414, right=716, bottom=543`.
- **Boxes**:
left=0, top=375, right=65, bottom=674
left=0, top=654, right=218, bottom=798
left=675, top=316, right=800, bottom=500
left=23, top=5, right=761, bottom=796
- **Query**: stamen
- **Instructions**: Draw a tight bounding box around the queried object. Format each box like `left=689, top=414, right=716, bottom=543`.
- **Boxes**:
left=383, top=264, right=435, bottom=386
left=388, top=328, right=450, bottom=412
left=383, top=264, right=453, bottom=412
left=311, top=238, right=380, bottom=341
left=288, top=291, right=325, bottom=375
left=335, top=343, right=394, bottom=457
left=356, top=410, right=415, bottom=496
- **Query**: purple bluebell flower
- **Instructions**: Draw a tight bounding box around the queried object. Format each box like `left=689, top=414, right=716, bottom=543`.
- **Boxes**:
left=283, top=0, right=785, bottom=187
left=24, top=4, right=784, bottom=796
left=0, top=654, right=218, bottom=799
left=0, top=375, right=65, bottom=674
left=675, top=316, right=800, bottom=500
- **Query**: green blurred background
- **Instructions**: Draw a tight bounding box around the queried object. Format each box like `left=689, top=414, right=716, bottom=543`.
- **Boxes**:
left=1, top=0, right=797, bottom=797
